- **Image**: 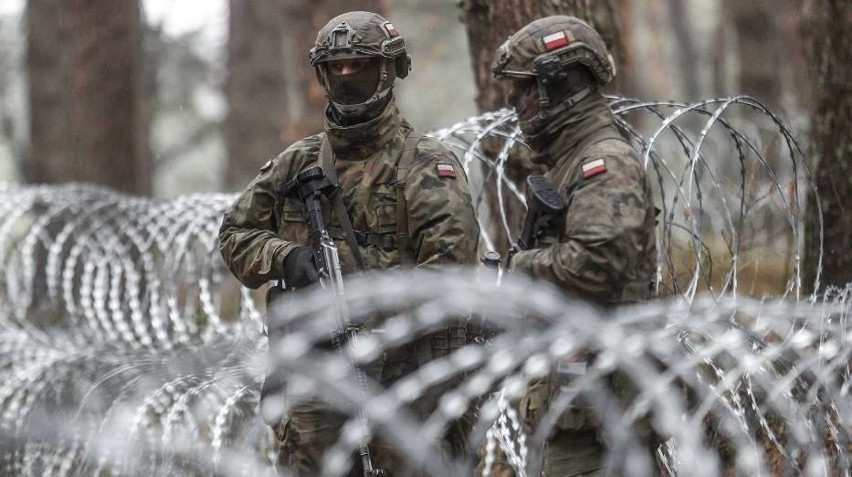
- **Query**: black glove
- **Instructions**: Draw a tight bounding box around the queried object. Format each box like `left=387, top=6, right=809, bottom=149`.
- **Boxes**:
left=282, top=246, right=320, bottom=289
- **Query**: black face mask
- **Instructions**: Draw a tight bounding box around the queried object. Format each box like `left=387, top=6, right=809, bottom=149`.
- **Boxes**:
left=324, top=58, right=382, bottom=105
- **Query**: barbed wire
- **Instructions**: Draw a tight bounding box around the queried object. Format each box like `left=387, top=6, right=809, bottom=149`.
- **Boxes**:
left=0, top=97, right=846, bottom=476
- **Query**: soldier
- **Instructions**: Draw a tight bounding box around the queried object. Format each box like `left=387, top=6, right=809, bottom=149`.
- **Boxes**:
left=481, top=16, right=659, bottom=476
left=218, top=11, right=480, bottom=476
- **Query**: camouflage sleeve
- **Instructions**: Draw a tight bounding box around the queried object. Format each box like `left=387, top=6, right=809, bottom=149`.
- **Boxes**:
left=405, top=141, right=480, bottom=268
left=218, top=154, right=302, bottom=289
left=511, top=150, right=651, bottom=301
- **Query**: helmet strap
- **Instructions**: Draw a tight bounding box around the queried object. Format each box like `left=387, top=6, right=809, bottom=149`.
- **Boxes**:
left=536, top=79, right=552, bottom=109
left=521, top=85, right=593, bottom=137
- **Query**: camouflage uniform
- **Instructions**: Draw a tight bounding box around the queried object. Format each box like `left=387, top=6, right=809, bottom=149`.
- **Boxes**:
left=218, top=11, right=480, bottom=476
left=479, top=16, right=658, bottom=476
left=218, top=103, right=478, bottom=284
left=507, top=96, right=657, bottom=306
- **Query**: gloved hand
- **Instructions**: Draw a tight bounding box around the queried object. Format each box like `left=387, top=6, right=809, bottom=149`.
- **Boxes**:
left=282, top=246, right=320, bottom=289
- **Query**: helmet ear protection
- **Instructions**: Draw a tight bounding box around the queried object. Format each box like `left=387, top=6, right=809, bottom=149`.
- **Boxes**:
left=534, top=52, right=597, bottom=97
left=394, top=53, right=411, bottom=80
left=533, top=54, right=568, bottom=86
left=525, top=52, right=573, bottom=108
left=377, top=34, right=410, bottom=79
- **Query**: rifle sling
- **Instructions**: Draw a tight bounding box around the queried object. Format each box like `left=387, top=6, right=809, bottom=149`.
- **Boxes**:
left=395, top=130, right=424, bottom=268
left=319, top=138, right=367, bottom=272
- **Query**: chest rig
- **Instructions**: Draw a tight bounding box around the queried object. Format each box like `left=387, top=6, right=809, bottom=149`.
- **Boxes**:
left=319, top=132, right=469, bottom=366
left=317, top=130, right=423, bottom=269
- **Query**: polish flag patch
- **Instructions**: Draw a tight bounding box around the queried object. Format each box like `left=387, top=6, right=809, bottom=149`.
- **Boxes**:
left=436, top=163, right=456, bottom=178
left=542, top=31, right=569, bottom=50
left=384, top=22, right=399, bottom=37
left=582, top=158, right=607, bottom=178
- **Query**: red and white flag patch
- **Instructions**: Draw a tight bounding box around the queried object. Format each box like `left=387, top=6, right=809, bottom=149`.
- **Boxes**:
left=384, top=22, right=399, bottom=37
left=436, top=163, right=456, bottom=178
left=543, top=31, right=569, bottom=50
left=582, top=158, right=606, bottom=178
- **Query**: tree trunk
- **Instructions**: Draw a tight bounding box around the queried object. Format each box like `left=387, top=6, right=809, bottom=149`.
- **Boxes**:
left=281, top=0, right=386, bottom=144
left=225, top=0, right=289, bottom=189
left=26, top=0, right=149, bottom=194
left=802, top=0, right=852, bottom=292
left=665, top=0, right=700, bottom=101
left=458, top=0, right=623, bottom=113
left=725, top=0, right=783, bottom=110
left=711, top=9, right=729, bottom=97
left=224, top=0, right=386, bottom=189
left=615, top=0, right=640, bottom=98
left=26, top=0, right=72, bottom=185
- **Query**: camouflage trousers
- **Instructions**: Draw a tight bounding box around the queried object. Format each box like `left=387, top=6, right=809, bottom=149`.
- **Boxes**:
left=475, top=367, right=663, bottom=477
left=476, top=429, right=604, bottom=477
left=271, top=331, right=474, bottom=476
left=474, top=372, right=604, bottom=477
left=273, top=399, right=472, bottom=476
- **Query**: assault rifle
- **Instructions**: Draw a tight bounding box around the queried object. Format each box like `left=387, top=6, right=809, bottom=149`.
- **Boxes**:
left=517, top=175, right=565, bottom=251
left=280, top=166, right=385, bottom=477
left=474, top=176, right=564, bottom=340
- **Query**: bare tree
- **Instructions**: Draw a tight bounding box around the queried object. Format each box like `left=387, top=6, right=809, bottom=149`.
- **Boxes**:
left=225, top=0, right=289, bottom=189
left=665, top=0, right=700, bottom=101
left=224, top=0, right=385, bottom=189
left=724, top=0, right=783, bottom=110
left=26, top=0, right=71, bottom=185
left=802, top=0, right=852, bottom=292
left=27, top=0, right=149, bottom=194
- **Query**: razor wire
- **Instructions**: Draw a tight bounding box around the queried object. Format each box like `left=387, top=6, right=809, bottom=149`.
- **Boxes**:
left=0, top=96, right=846, bottom=476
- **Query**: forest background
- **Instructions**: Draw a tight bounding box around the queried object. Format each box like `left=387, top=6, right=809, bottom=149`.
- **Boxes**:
left=0, top=0, right=848, bottom=290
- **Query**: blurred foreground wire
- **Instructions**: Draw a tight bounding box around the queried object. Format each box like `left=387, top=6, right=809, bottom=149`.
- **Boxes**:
left=1, top=98, right=847, bottom=476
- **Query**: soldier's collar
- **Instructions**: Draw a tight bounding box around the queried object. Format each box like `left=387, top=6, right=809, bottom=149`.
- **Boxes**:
left=324, top=100, right=403, bottom=160
left=540, top=95, right=614, bottom=162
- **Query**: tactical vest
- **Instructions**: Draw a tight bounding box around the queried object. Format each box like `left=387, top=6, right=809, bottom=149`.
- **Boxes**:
left=318, top=131, right=468, bottom=367
left=317, top=130, right=423, bottom=269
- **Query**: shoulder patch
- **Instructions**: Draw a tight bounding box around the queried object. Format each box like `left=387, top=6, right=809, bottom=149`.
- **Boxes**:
left=260, top=159, right=274, bottom=172
left=436, top=163, right=456, bottom=179
left=582, top=158, right=606, bottom=179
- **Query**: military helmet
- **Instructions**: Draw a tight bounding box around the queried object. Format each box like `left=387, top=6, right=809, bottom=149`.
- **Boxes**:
left=492, top=16, right=616, bottom=138
left=492, top=16, right=615, bottom=90
left=309, top=12, right=411, bottom=119
left=309, top=11, right=411, bottom=78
